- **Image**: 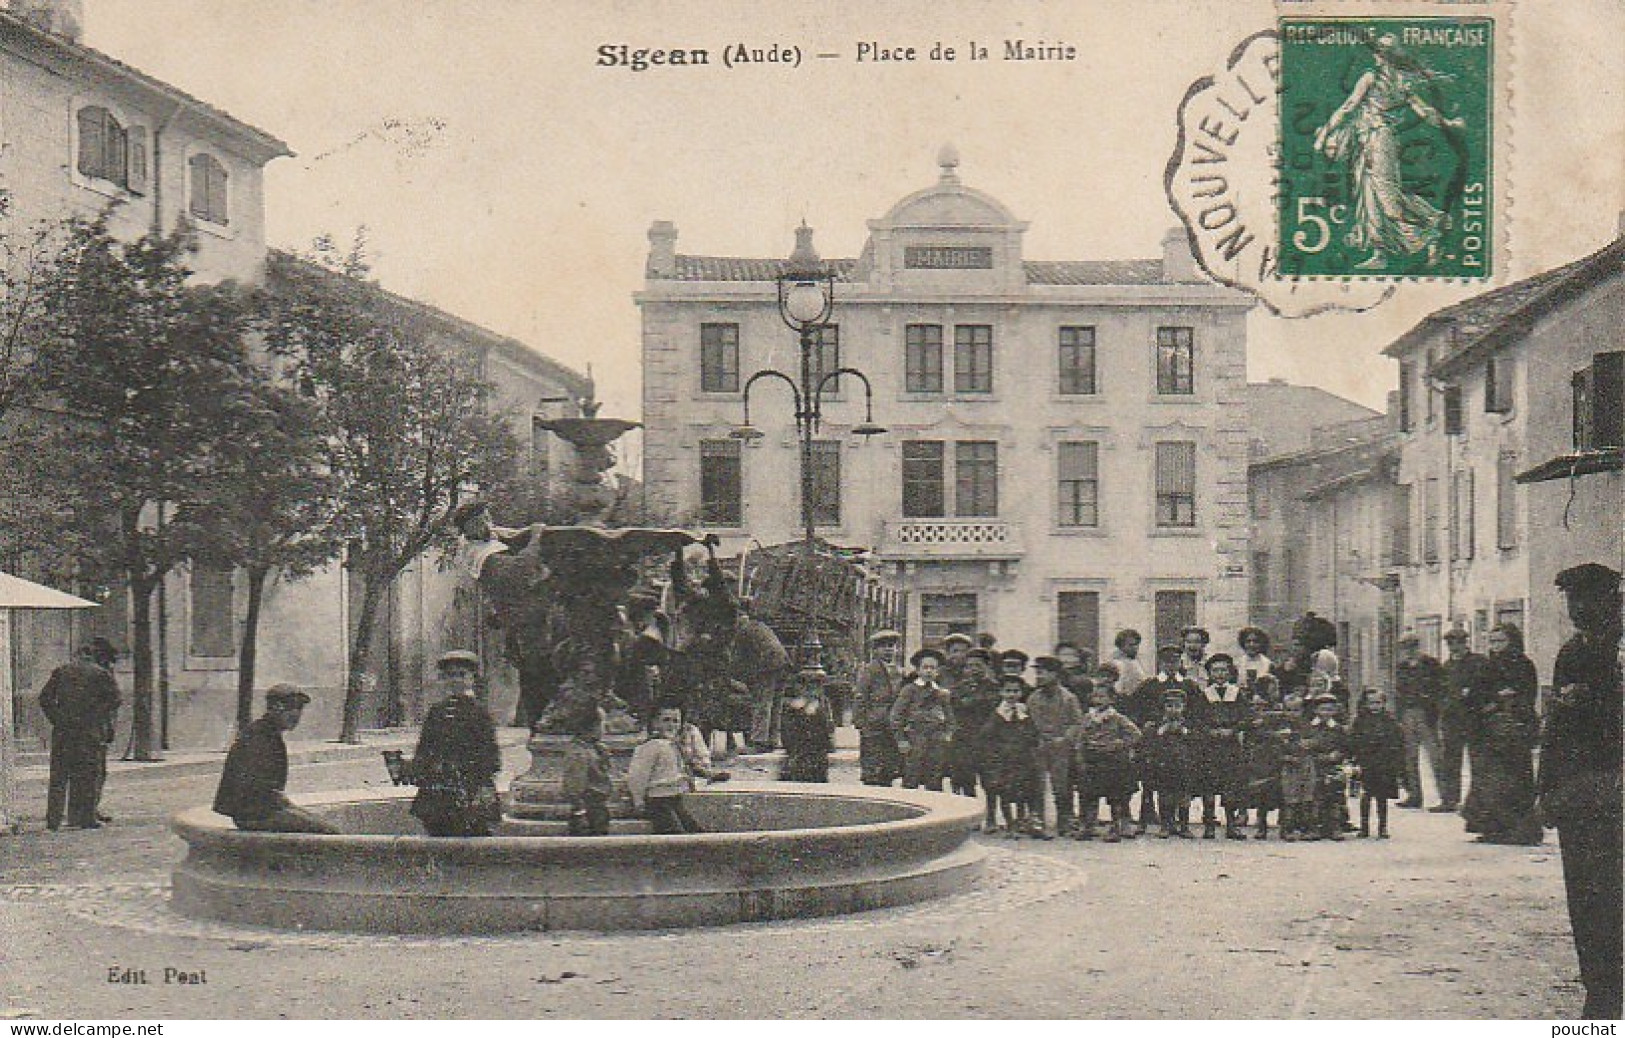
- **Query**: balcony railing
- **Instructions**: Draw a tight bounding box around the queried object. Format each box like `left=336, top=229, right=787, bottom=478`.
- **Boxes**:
left=874, top=518, right=1024, bottom=560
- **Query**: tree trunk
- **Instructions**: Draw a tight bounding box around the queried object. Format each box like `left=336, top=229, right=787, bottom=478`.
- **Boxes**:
left=236, top=565, right=270, bottom=734
left=340, top=581, right=386, bottom=744
left=128, top=576, right=158, bottom=761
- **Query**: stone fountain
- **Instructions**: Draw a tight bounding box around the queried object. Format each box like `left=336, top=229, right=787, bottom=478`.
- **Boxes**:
left=168, top=396, right=985, bottom=935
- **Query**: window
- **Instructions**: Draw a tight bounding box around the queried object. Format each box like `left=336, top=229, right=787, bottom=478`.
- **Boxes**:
left=1416, top=615, right=1442, bottom=659
left=76, top=106, right=128, bottom=187
left=902, top=441, right=946, bottom=518
left=812, top=324, right=840, bottom=395
left=529, top=423, right=551, bottom=479
left=1252, top=475, right=1272, bottom=520
left=1422, top=476, right=1441, bottom=563
left=1154, top=441, right=1197, bottom=527
left=189, top=565, right=236, bottom=658
left=1451, top=468, right=1475, bottom=561
left=1058, top=326, right=1097, bottom=395
left=1443, top=384, right=1464, bottom=435
left=1154, top=590, right=1198, bottom=655
left=1398, top=361, right=1416, bottom=432
left=921, top=593, right=977, bottom=646
left=1496, top=452, right=1518, bottom=550
left=1485, top=356, right=1513, bottom=414
left=1574, top=352, right=1625, bottom=450
left=1251, top=551, right=1272, bottom=613
left=954, top=324, right=993, bottom=394
left=1494, top=599, right=1525, bottom=635
left=905, top=324, right=943, bottom=393
left=1390, top=483, right=1413, bottom=565
left=699, top=323, right=739, bottom=393
left=954, top=441, right=999, bottom=517
left=699, top=439, right=742, bottom=525
left=1156, top=326, right=1194, bottom=395
left=903, top=440, right=998, bottom=517
left=1056, top=591, right=1101, bottom=658
left=1057, top=441, right=1100, bottom=527
left=806, top=440, right=841, bottom=526
left=187, top=152, right=229, bottom=225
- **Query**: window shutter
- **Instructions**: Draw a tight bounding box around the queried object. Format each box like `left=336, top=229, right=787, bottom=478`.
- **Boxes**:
left=1443, top=385, right=1464, bottom=435
left=77, top=106, right=105, bottom=179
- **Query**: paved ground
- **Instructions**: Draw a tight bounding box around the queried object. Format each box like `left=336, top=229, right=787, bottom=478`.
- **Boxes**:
left=0, top=729, right=1586, bottom=1020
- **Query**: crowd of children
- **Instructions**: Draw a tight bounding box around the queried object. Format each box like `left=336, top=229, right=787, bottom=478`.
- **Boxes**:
left=853, top=625, right=1408, bottom=843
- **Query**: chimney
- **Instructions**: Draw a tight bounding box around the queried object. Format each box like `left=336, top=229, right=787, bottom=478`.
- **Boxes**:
left=1161, top=226, right=1200, bottom=283
left=646, top=220, right=677, bottom=278
left=6, top=0, right=83, bottom=42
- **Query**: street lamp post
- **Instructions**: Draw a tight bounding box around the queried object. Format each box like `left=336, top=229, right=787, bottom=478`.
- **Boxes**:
left=732, top=222, right=886, bottom=674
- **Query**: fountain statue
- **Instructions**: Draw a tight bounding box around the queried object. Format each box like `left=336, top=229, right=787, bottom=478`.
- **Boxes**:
left=499, top=393, right=700, bottom=818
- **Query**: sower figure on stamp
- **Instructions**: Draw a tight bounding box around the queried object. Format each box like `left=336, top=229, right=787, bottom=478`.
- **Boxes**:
left=1538, top=563, right=1623, bottom=1020
left=212, top=685, right=340, bottom=835
left=1312, top=32, right=1465, bottom=270
left=38, top=643, right=121, bottom=831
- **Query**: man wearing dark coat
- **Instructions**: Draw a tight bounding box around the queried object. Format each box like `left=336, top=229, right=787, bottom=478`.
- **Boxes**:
left=1393, top=633, right=1443, bottom=808
left=854, top=630, right=905, bottom=786
left=212, top=685, right=339, bottom=834
left=411, top=650, right=503, bottom=837
left=1436, top=627, right=1490, bottom=813
left=1539, top=562, right=1623, bottom=1019
left=38, top=644, right=121, bottom=831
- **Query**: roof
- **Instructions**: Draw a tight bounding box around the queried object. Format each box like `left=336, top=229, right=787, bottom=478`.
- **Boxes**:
left=266, top=251, right=592, bottom=397
left=0, top=570, right=95, bottom=610
left=658, top=255, right=1178, bottom=286
left=1383, top=235, right=1625, bottom=370
left=0, top=12, right=292, bottom=163
left=1245, top=382, right=1382, bottom=461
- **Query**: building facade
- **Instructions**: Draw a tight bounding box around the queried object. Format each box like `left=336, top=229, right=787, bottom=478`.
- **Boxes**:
left=639, top=151, right=1255, bottom=656
left=1, top=5, right=589, bottom=748
left=1385, top=233, right=1624, bottom=676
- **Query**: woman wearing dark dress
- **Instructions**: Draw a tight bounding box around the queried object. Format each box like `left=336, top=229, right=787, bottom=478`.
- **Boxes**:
left=1463, top=623, right=1542, bottom=844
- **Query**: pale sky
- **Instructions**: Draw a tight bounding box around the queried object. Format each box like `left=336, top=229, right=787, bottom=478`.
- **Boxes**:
left=85, top=0, right=1625, bottom=428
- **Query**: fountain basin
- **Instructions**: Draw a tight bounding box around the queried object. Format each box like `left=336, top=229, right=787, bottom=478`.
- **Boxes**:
left=170, top=784, right=985, bottom=934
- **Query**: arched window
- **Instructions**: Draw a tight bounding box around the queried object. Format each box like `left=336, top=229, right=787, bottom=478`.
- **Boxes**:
left=76, top=105, right=128, bottom=187
left=188, top=152, right=229, bottom=225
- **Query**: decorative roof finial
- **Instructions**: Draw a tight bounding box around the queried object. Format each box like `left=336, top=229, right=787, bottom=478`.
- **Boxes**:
left=787, top=220, right=822, bottom=274
left=937, top=143, right=960, bottom=183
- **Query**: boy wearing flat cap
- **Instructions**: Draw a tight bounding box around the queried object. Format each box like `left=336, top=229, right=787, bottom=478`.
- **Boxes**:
left=1028, top=656, right=1084, bottom=838
left=213, top=685, right=339, bottom=834
left=1541, top=562, right=1623, bottom=1018
left=890, top=647, right=954, bottom=791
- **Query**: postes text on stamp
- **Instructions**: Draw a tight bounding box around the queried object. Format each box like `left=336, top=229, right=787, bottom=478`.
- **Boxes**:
left=1278, top=18, right=1492, bottom=279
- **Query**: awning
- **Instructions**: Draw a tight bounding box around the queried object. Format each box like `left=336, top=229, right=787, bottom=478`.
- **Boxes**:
left=1515, top=448, right=1624, bottom=484
left=0, top=571, right=96, bottom=610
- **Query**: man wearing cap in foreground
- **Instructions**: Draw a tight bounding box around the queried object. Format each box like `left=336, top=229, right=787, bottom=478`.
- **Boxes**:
left=1539, top=562, right=1623, bottom=1019
left=212, top=685, right=339, bottom=834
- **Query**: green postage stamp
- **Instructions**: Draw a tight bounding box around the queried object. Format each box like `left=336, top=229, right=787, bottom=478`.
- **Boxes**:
left=1277, top=18, right=1492, bottom=279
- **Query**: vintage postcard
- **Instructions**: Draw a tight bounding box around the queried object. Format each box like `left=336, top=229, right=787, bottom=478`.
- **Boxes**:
left=0, top=0, right=1621, bottom=1025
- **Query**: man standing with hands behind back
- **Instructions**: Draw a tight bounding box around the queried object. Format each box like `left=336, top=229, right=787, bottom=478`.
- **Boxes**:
left=38, top=643, right=120, bottom=831
left=1539, top=563, right=1623, bottom=1020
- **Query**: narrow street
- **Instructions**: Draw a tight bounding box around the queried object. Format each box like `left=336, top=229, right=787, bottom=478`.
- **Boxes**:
left=0, top=738, right=1584, bottom=1019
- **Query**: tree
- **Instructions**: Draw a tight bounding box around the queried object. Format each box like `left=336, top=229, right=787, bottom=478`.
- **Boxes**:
left=192, top=370, right=346, bottom=731
left=258, top=253, right=518, bottom=742
left=0, top=196, right=63, bottom=421
left=4, top=217, right=257, bottom=760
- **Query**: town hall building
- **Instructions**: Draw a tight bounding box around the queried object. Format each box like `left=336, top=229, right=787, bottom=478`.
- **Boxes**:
left=638, top=149, right=1256, bottom=656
